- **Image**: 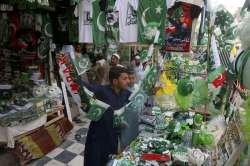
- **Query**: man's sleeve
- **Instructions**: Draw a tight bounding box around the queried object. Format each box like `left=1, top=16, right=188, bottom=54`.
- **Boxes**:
left=79, top=79, right=101, bottom=94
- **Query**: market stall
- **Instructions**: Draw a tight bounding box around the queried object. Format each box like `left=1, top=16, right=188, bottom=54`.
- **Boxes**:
left=0, top=0, right=74, bottom=164
left=1, top=0, right=250, bottom=165
left=56, top=0, right=250, bottom=165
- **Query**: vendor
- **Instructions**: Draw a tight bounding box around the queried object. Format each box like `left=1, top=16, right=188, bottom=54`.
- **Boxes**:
left=132, top=55, right=144, bottom=82
left=110, top=53, right=122, bottom=67
left=96, top=53, right=124, bottom=85
left=81, top=66, right=131, bottom=166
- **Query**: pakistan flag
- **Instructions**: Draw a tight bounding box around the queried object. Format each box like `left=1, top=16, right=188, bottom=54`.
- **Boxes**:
left=92, top=0, right=107, bottom=47
left=137, top=0, right=166, bottom=44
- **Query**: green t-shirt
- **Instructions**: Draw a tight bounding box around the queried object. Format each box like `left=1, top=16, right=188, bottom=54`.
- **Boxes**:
left=92, top=0, right=107, bottom=47
left=137, top=0, right=166, bottom=44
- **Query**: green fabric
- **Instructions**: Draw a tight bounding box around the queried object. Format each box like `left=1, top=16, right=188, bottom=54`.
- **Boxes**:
left=239, top=50, right=250, bottom=86
left=113, top=114, right=127, bottom=128
left=86, top=99, right=107, bottom=121
left=71, top=54, right=91, bottom=75
left=137, top=0, right=166, bottom=43
left=106, top=0, right=119, bottom=43
left=69, top=58, right=92, bottom=106
left=192, top=79, right=208, bottom=107
left=92, top=0, right=107, bottom=47
left=175, top=91, right=192, bottom=111
left=139, top=49, right=148, bottom=62
left=141, top=65, right=158, bottom=94
left=37, top=13, right=52, bottom=59
left=126, top=91, right=146, bottom=111
left=207, top=65, right=225, bottom=83
left=42, top=13, right=53, bottom=38
left=68, top=15, right=79, bottom=43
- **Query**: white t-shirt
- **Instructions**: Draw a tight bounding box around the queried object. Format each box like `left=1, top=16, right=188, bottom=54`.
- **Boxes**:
left=134, top=64, right=144, bottom=82
left=75, top=0, right=93, bottom=43
left=114, top=0, right=139, bottom=43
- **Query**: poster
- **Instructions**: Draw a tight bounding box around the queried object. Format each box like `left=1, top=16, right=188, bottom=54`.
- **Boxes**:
left=165, top=2, right=201, bottom=52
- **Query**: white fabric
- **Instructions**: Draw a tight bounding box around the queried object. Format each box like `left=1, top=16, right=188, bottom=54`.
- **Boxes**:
left=134, top=64, right=144, bottom=82
left=0, top=114, right=47, bottom=148
left=75, top=0, right=93, bottom=43
left=211, top=35, right=221, bottom=68
left=114, top=0, right=138, bottom=43
left=167, top=0, right=176, bottom=9
left=176, top=0, right=204, bottom=7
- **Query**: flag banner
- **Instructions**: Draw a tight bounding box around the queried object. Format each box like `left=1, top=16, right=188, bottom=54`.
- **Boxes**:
left=137, top=0, right=166, bottom=44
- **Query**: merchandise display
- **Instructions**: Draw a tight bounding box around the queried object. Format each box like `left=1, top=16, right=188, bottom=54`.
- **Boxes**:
left=0, top=2, right=71, bottom=163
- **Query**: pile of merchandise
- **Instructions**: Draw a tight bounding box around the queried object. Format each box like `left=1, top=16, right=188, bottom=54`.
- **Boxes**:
left=0, top=79, right=62, bottom=127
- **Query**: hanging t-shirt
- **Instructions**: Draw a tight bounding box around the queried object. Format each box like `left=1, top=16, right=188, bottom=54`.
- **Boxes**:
left=75, top=0, right=93, bottom=43
left=92, top=0, right=107, bottom=47
left=137, top=0, right=167, bottom=44
left=114, top=0, right=138, bottom=43
left=106, top=0, right=119, bottom=42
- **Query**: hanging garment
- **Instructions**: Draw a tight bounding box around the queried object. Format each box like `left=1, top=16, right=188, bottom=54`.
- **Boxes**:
left=137, top=0, right=167, bottom=44
left=75, top=0, right=93, bottom=43
left=92, top=0, right=107, bottom=47
left=114, top=0, right=138, bottom=43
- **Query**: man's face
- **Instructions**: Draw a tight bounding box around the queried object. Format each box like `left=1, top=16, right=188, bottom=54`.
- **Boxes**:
left=74, top=44, right=81, bottom=53
left=113, top=73, right=130, bottom=90
left=111, top=55, right=119, bottom=66
left=128, top=74, right=136, bottom=86
left=135, top=59, right=140, bottom=66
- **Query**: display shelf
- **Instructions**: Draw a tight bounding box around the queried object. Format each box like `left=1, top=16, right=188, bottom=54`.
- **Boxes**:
left=14, top=106, right=65, bottom=141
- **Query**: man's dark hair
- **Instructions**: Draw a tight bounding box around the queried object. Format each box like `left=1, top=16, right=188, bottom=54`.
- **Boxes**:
left=126, top=65, right=135, bottom=75
left=109, top=66, right=128, bottom=83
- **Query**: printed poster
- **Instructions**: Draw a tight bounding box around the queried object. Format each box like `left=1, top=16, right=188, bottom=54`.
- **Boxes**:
left=165, top=2, right=201, bottom=52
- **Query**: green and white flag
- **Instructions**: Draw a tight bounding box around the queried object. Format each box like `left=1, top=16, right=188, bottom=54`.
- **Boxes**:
left=86, top=98, right=110, bottom=122
left=141, top=65, right=158, bottom=94
left=92, top=0, right=107, bottom=47
left=126, top=90, right=146, bottom=111
left=137, top=0, right=166, bottom=43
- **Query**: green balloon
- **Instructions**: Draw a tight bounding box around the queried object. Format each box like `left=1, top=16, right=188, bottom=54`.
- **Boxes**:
left=177, top=79, right=194, bottom=96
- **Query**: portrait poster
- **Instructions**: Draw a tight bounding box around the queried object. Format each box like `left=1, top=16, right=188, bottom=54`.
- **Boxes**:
left=165, top=2, right=201, bottom=52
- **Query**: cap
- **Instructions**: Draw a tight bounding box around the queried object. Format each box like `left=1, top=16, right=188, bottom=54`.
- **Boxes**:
left=135, top=55, right=140, bottom=60
left=112, top=53, right=120, bottom=60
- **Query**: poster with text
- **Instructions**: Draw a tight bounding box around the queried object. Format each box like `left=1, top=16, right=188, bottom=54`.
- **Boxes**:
left=165, top=2, right=201, bottom=52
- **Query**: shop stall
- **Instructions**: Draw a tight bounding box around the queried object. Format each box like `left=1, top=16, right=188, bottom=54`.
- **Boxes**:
left=0, top=0, right=74, bottom=164
left=1, top=0, right=250, bottom=165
